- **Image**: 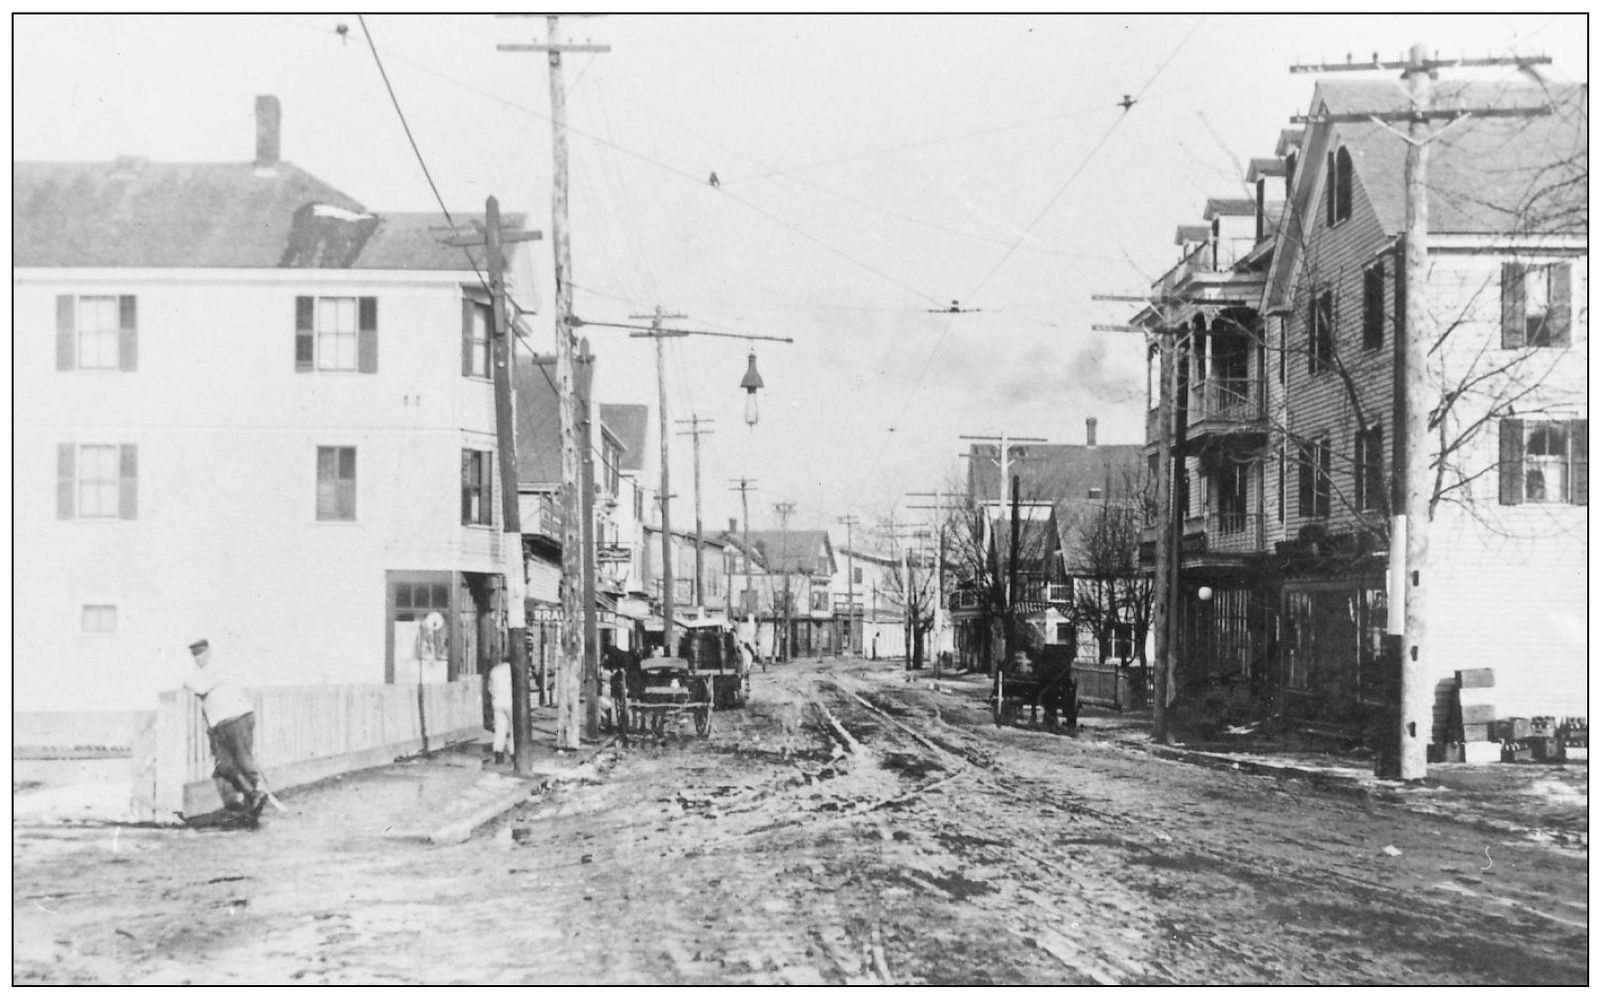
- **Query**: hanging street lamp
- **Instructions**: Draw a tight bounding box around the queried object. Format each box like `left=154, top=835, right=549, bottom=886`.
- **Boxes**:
left=740, top=350, right=765, bottom=427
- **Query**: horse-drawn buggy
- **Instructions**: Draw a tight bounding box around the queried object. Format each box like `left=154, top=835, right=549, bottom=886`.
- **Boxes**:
left=604, top=617, right=751, bottom=741
left=993, top=645, right=1080, bottom=731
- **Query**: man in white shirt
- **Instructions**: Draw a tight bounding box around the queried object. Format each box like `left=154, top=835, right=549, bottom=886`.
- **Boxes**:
left=487, top=658, right=513, bottom=765
left=183, top=638, right=267, bottom=821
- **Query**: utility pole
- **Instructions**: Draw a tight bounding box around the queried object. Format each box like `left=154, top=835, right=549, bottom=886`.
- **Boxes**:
left=1289, top=44, right=1553, bottom=779
left=677, top=414, right=715, bottom=616
left=837, top=515, right=859, bottom=654
left=499, top=15, right=611, bottom=751
left=577, top=340, right=600, bottom=739
left=442, top=198, right=543, bottom=773
left=731, top=478, right=757, bottom=621
left=631, top=307, right=689, bottom=658
left=773, top=501, right=795, bottom=663
left=959, top=433, right=1046, bottom=689
left=908, top=491, right=964, bottom=676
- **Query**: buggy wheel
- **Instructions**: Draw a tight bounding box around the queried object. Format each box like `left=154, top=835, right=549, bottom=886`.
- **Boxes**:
left=694, top=702, right=712, bottom=738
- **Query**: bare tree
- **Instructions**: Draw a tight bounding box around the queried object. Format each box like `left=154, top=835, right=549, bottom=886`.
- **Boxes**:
left=1067, top=466, right=1156, bottom=680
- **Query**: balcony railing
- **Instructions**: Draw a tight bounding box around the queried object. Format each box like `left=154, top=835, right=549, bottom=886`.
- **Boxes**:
left=1188, top=376, right=1263, bottom=427
left=1018, top=580, right=1071, bottom=604
left=1182, top=512, right=1266, bottom=555
left=1152, top=238, right=1263, bottom=298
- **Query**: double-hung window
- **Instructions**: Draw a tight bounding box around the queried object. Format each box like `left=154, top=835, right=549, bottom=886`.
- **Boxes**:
left=316, top=446, right=357, bottom=521
left=1308, top=290, right=1334, bottom=374
left=462, top=296, right=492, bottom=379
left=1297, top=437, right=1331, bottom=518
left=57, top=294, right=137, bottom=371
left=1500, top=419, right=1587, bottom=505
left=462, top=449, right=494, bottom=526
left=296, top=296, right=378, bottom=373
left=57, top=443, right=137, bottom=520
left=1501, top=261, right=1572, bottom=348
left=1354, top=426, right=1385, bottom=513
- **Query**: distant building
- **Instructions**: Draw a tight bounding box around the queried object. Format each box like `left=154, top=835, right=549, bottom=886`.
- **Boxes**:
left=15, top=96, right=540, bottom=715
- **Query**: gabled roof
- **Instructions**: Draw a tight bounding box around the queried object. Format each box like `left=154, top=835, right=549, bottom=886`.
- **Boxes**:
left=599, top=404, right=650, bottom=472
left=967, top=443, right=1146, bottom=510
left=1316, top=78, right=1586, bottom=237
left=741, top=530, right=836, bottom=576
left=12, top=160, right=522, bottom=271
left=1268, top=77, right=1585, bottom=308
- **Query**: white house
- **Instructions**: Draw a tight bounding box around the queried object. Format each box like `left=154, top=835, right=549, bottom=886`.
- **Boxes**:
left=14, top=96, right=540, bottom=718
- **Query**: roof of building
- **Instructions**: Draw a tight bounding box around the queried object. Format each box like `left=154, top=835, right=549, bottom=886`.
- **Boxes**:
left=1175, top=224, right=1211, bottom=245
left=12, top=160, right=523, bottom=271
left=514, top=355, right=594, bottom=488
left=1202, top=197, right=1258, bottom=219
left=1244, top=157, right=1288, bottom=181
left=599, top=404, right=650, bottom=472
left=739, top=530, right=836, bottom=575
left=967, top=443, right=1146, bottom=510
left=1313, top=78, right=1586, bottom=237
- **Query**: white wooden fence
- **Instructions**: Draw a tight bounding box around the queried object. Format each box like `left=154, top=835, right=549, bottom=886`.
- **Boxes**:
left=133, top=681, right=484, bottom=821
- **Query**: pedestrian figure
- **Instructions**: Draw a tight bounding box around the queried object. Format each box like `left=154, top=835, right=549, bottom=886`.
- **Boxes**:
left=488, top=657, right=513, bottom=765
left=183, top=639, right=267, bottom=823
left=871, top=630, right=879, bottom=661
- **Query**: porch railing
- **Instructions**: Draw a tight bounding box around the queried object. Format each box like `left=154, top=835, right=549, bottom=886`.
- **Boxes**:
left=1187, top=376, right=1263, bottom=427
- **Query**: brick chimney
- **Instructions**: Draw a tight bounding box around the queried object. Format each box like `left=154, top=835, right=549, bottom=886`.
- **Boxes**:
left=255, top=95, right=281, bottom=169
left=1085, top=417, right=1098, bottom=447
left=729, top=517, right=738, bottom=534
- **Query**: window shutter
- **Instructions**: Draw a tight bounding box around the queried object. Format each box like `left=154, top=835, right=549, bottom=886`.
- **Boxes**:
left=1497, top=418, right=1524, bottom=505
left=57, top=295, right=75, bottom=371
left=118, top=444, right=138, bottom=520
left=1317, top=441, right=1331, bottom=517
left=483, top=453, right=495, bottom=526
left=1570, top=419, right=1588, bottom=506
left=1325, top=151, right=1336, bottom=226
left=1336, top=148, right=1352, bottom=221
left=118, top=295, right=138, bottom=371
left=461, top=450, right=473, bottom=522
left=1362, top=264, right=1383, bottom=350
left=57, top=443, right=75, bottom=519
left=1546, top=261, right=1572, bottom=347
left=358, top=297, right=378, bottom=373
left=1500, top=263, right=1525, bottom=349
left=1307, top=297, right=1317, bottom=375
left=1354, top=431, right=1365, bottom=509
left=462, top=299, right=476, bottom=377
left=295, top=296, right=315, bottom=371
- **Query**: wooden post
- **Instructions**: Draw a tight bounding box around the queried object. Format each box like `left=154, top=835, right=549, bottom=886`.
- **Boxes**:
left=1152, top=335, right=1178, bottom=741
left=1396, top=44, right=1435, bottom=781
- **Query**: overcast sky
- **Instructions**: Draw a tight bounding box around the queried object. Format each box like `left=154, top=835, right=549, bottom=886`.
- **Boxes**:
left=14, top=13, right=1587, bottom=547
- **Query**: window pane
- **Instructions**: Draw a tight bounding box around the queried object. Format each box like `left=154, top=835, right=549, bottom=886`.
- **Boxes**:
left=81, top=604, right=117, bottom=632
left=77, top=444, right=120, bottom=517
left=77, top=296, right=121, bottom=369
left=317, top=297, right=358, bottom=371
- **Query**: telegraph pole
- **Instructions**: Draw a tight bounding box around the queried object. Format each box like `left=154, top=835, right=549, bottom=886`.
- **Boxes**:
left=499, top=15, right=611, bottom=751
left=731, top=478, right=757, bottom=619
left=1290, top=44, right=1553, bottom=779
left=629, top=306, right=689, bottom=658
left=837, top=514, right=859, bottom=654
left=773, top=501, right=795, bottom=663
left=677, top=414, right=715, bottom=616
left=442, top=198, right=543, bottom=773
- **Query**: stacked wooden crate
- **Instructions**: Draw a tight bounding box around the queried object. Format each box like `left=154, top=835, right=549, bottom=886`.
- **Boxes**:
left=1451, top=668, right=1502, bottom=763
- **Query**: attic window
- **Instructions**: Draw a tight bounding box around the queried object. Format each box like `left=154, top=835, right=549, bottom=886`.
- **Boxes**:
left=1326, top=147, right=1353, bottom=226
left=1088, top=488, right=1103, bottom=500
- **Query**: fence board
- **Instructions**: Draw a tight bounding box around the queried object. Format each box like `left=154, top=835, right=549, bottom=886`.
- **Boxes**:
left=148, top=679, right=483, bottom=821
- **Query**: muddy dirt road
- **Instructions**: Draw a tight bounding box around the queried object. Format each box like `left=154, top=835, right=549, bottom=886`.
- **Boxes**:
left=14, top=658, right=1588, bottom=984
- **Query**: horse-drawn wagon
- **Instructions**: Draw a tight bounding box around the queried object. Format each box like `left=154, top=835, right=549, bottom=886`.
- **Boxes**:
left=604, top=617, right=750, bottom=741
left=993, top=647, right=1080, bottom=731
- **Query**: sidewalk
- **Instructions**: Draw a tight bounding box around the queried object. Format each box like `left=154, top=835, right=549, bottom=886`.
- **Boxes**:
left=11, top=705, right=615, bottom=843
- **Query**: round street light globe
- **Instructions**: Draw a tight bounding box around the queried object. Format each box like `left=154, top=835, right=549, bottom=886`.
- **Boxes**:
left=1198, top=586, right=1213, bottom=602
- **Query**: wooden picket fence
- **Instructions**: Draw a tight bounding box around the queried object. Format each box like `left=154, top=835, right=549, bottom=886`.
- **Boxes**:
left=1072, top=663, right=1147, bottom=711
left=132, top=681, right=484, bottom=821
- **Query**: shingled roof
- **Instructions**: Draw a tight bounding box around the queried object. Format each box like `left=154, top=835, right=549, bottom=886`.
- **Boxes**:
left=12, top=160, right=522, bottom=271
left=967, top=443, right=1146, bottom=509
left=741, top=530, right=836, bottom=576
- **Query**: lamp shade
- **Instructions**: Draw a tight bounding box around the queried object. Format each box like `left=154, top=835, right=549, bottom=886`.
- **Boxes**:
left=739, top=351, right=764, bottom=392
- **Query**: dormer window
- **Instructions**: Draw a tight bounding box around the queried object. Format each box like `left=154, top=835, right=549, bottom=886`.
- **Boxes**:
left=1326, top=147, right=1353, bottom=226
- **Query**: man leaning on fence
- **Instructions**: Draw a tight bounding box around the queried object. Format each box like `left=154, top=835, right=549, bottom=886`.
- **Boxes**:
left=183, top=638, right=268, bottom=823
